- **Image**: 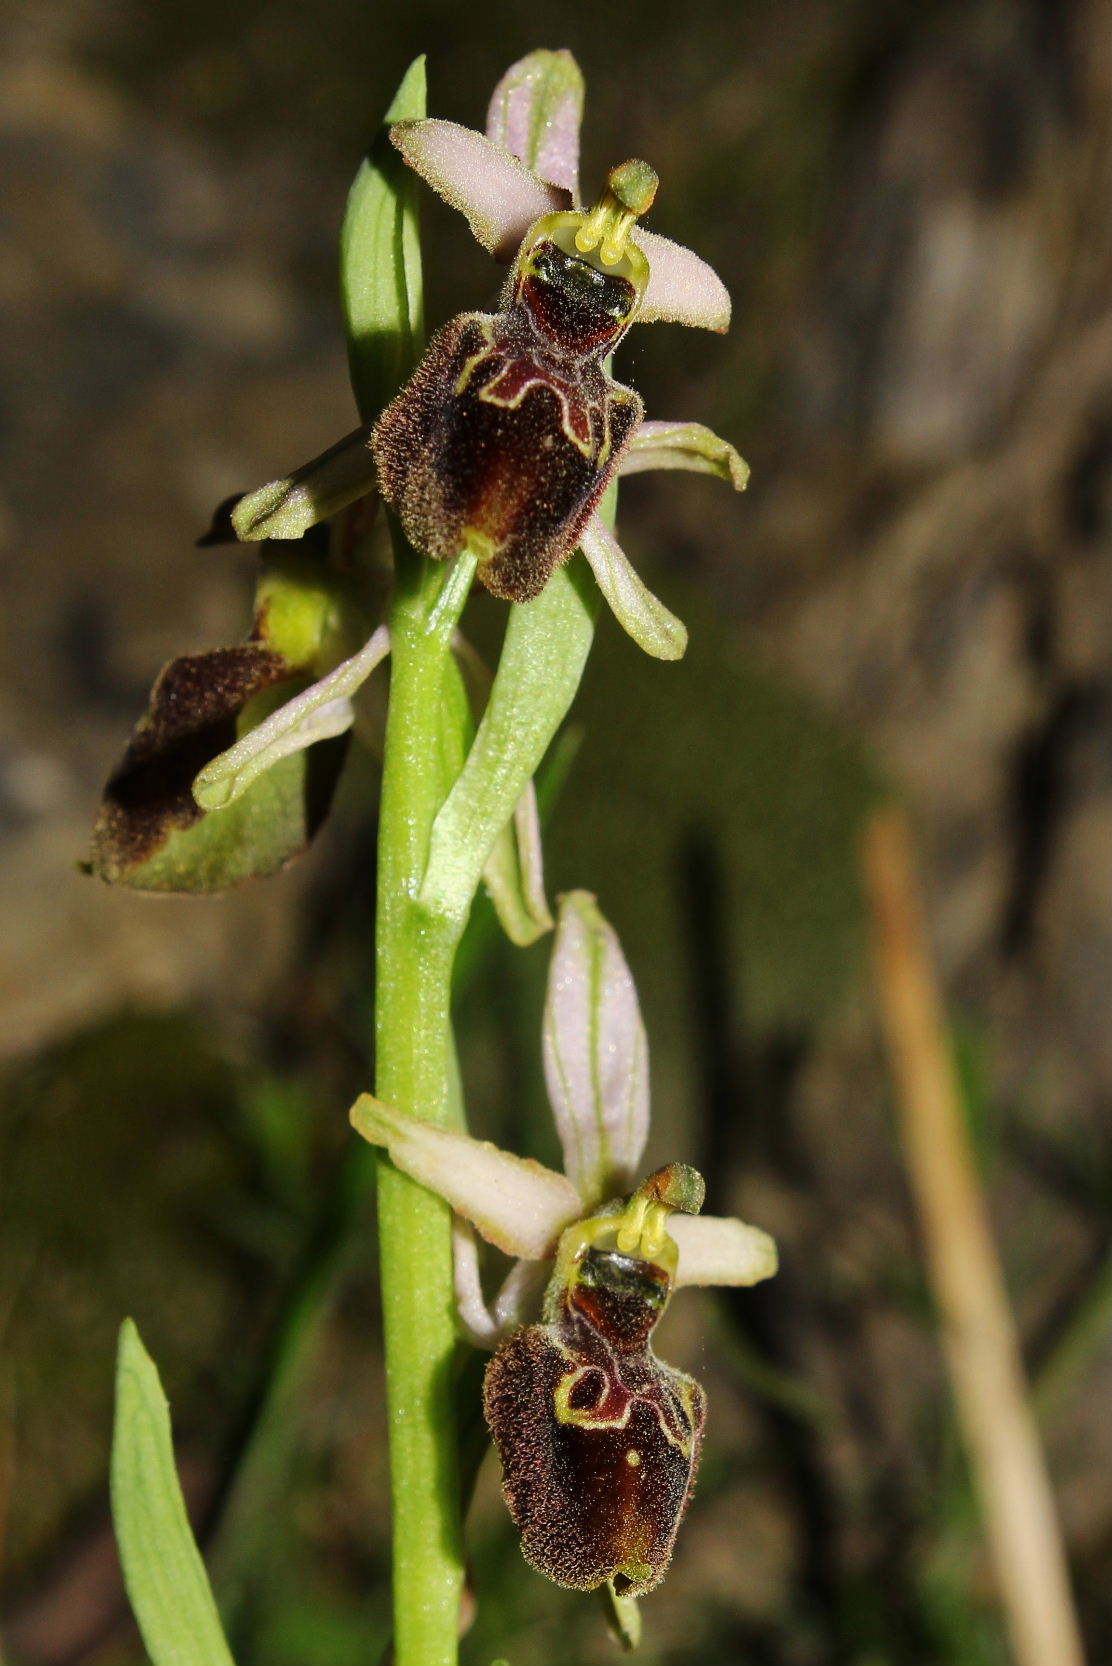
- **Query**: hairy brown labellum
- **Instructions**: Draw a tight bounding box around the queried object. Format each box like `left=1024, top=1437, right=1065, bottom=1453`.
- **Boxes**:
left=483, top=1226, right=705, bottom=1596
left=372, top=224, right=645, bottom=602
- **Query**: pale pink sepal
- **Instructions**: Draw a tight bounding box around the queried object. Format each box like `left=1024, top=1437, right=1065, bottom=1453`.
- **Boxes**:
left=390, top=120, right=571, bottom=262
left=670, top=1214, right=779, bottom=1288
left=633, top=230, right=732, bottom=332
left=453, top=1223, right=553, bottom=1351
left=193, top=625, right=390, bottom=810
left=542, top=891, right=649, bottom=1205
left=579, top=514, right=688, bottom=661
left=482, top=776, right=554, bottom=947
left=492, top=1256, right=550, bottom=1331
left=485, top=49, right=584, bottom=199
left=452, top=1219, right=502, bottom=1347
left=350, top=1093, right=582, bottom=1258
left=621, top=420, right=750, bottom=490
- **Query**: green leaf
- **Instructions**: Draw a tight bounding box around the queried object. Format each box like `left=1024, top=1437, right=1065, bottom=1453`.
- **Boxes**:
left=111, top=1319, right=237, bottom=1666
left=341, top=56, right=427, bottom=420
left=418, top=555, right=598, bottom=928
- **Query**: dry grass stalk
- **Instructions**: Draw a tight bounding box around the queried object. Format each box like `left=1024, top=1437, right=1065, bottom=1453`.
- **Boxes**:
left=862, top=806, right=1085, bottom=1666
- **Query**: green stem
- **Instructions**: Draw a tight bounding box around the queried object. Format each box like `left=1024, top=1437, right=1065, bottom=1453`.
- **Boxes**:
left=374, top=538, right=476, bottom=1666
left=372, top=539, right=599, bottom=1666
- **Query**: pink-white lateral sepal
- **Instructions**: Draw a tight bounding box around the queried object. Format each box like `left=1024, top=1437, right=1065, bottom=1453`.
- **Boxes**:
left=670, top=1214, right=779, bottom=1288
left=579, top=514, right=688, bottom=661
left=390, top=120, right=572, bottom=262
left=542, top=891, right=649, bottom=1206
left=350, top=1093, right=582, bottom=1258
left=452, top=1219, right=502, bottom=1347
left=492, top=1256, right=550, bottom=1333
left=193, top=625, right=391, bottom=811
left=621, top=420, right=750, bottom=490
left=633, top=229, right=732, bottom=332
left=453, top=1222, right=552, bottom=1351
left=485, top=49, right=583, bottom=198
left=482, top=776, right=554, bottom=947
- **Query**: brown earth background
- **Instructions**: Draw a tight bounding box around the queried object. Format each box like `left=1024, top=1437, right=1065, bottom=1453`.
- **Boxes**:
left=0, top=1, right=1108, bottom=1663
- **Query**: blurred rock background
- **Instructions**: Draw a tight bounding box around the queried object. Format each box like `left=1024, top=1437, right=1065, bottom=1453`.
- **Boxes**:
left=0, top=1, right=1107, bottom=1663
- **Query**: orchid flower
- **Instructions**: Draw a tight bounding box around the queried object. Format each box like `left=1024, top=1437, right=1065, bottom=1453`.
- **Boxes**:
left=200, top=51, right=748, bottom=817
left=350, top=890, right=775, bottom=1621
left=350, top=889, right=777, bottom=1346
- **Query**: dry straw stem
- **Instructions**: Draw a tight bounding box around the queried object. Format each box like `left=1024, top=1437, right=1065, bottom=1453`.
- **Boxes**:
left=862, top=807, right=1085, bottom=1666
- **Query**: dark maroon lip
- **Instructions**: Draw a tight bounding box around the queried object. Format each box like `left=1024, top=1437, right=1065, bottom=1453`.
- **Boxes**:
left=372, top=268, right=643, bottom=604
left=483, top=1200, right=705, bottom=1598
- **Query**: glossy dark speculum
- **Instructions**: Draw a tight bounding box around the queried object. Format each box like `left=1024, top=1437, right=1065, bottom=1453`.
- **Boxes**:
left=372, top=228, right=644, bottom=602
left=483, top=1237, right=705, bottom=1596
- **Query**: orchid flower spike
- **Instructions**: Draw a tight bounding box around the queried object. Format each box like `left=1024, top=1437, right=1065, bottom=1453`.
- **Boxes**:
left=231, top=49, right=748, bottom=664
left=349, top=890, right=776, bottom=1615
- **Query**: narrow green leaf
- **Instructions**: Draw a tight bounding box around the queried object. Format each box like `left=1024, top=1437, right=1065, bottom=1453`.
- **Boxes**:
left=340, top=56, right=427, bottom=420
left=111, top=1319, right=237, bottom=1666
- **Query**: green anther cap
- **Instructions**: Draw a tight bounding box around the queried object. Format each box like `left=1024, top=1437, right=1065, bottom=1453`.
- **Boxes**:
left=608, top=158, right=658, bottom=217
left=637, top=1162, right=706, bottom=1216
left=575, top=158, right=660, bottom=266
left=613, top=1163, right=706, bottom=1263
